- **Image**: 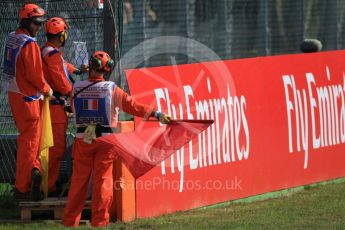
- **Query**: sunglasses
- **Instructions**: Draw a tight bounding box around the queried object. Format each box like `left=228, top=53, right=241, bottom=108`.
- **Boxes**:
left=32, top=21, right=44, bottom=26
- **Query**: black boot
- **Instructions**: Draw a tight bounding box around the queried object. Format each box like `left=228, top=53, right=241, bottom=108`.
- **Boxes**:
left=30, top=168, right=43, bottom=201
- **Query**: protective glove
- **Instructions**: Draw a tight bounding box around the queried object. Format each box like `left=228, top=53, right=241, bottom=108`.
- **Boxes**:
left=64, top=105, right=74, bottom=117
left=74, top=64, right=89, bottom=75
left=80, top=64, right=89, bottom=73
left=159, top=113, right=171, bottom=124
left=155, top=111, right=171, bottom=124
left=64, top=105, right=72, bottom=113
left=83, top=124, right=97, bottom=144
left=45, top=88, right=53, bottom=98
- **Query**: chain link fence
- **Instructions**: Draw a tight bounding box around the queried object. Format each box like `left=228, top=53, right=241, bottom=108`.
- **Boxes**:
left=0, top=0, right=104, bottom=183
left=119, top=0, right=345, bottom=68
left=1, top=0, right=345, bottom=183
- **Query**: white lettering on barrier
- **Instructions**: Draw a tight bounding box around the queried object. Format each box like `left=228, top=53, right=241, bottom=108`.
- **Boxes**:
left=283, top=66, right=345, bottom=168
left=154, top=77, right=250, bottom=192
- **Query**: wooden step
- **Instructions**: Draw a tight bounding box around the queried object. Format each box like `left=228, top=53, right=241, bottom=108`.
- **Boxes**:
left=19, top=197, right=91, bottom=220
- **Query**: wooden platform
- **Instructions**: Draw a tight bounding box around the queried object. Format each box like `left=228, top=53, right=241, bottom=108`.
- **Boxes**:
left=19, top=198, right=91, bottom=220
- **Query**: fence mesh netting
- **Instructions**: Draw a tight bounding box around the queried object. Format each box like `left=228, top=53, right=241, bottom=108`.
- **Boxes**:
left=1, top=0, right=345, bottom=182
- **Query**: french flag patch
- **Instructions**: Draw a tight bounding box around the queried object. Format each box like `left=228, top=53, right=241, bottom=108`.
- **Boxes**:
left=83, top=99, right=98, bottom=111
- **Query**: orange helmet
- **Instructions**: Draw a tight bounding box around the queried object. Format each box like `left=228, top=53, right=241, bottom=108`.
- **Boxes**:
left=45, top=17, right=69, bottom=35
left=89, top=51, right=115, bottom=72
left=19, top=3, right=45, bottom=22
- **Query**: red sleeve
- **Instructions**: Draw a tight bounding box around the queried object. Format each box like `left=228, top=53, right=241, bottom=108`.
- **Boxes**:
left=21, top=42, right=50, bottom=94
left=112, top=86, right=154, bottom=118
left=43, top=52, right=73, bottom=96
left=66, top=62, right=77, bottom=74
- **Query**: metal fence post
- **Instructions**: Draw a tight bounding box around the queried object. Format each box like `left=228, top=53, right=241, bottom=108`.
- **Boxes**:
left=103, top=0, right=118, bottom=83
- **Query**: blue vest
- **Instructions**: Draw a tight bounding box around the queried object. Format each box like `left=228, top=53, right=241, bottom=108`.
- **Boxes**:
left=2, top=32, right=34, bottom=92
left=73, top=80, right=115, bottom=127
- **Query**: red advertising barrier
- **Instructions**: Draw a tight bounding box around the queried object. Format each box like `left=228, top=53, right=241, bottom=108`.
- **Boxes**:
left=125, top=50, right=345, bottom=218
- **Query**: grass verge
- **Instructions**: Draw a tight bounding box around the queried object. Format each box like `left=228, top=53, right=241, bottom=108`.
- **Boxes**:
left=0, top=180, right=344, bottom=229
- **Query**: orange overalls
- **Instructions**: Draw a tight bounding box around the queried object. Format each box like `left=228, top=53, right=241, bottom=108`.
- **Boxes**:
left=5, top=29, right=51, bottom=193
left=42, top=41, right=76, bottom=192
left=62, top=74, right=153, bottom=227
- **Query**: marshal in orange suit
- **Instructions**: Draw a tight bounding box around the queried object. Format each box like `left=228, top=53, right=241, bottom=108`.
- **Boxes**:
left=62, top=51, right=171, bottom=227
left=2, top=3, right=52, bottom=201
left=42, top=17, right=87, bottom=195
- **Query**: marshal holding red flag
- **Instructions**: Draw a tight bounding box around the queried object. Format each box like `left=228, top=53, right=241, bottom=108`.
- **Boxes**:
left=62, top=51, right=214, bottom=227
left=99, top=120, right=213, bottom=178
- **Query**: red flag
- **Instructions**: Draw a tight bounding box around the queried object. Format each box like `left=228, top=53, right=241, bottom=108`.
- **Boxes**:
left=98, top=120, right=213, bottom=178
